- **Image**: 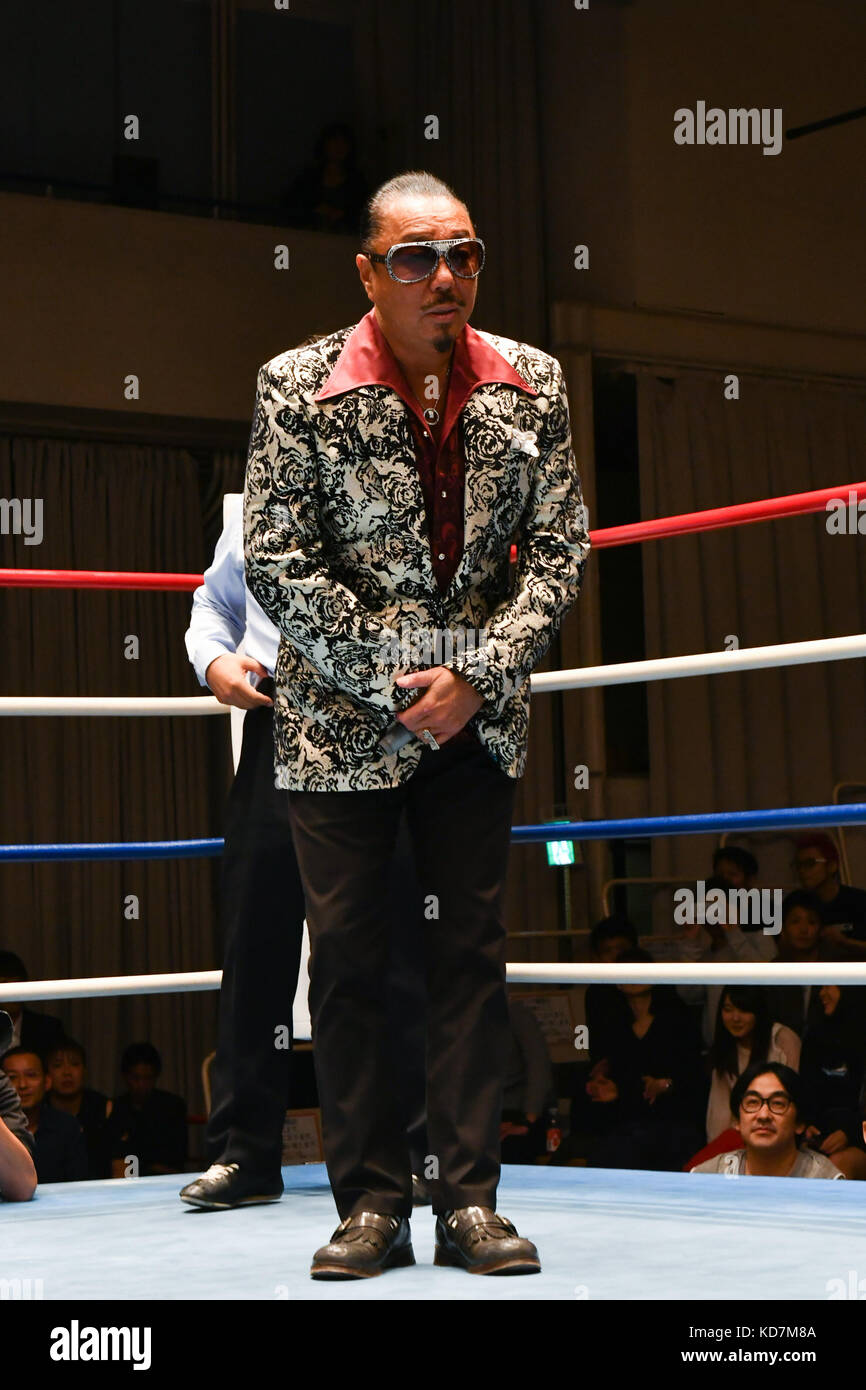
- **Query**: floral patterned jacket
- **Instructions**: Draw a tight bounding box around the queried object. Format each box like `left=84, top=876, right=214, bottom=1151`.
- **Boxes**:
left=243, top=321, right=590, bottom=790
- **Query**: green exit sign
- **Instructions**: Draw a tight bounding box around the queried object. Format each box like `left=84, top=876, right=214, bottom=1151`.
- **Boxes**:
left=546, top=839, right=575, bottom=867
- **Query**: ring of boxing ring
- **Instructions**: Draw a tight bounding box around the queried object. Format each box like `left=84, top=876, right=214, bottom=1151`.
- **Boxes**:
left=2, top=482, right=866, bottom=1301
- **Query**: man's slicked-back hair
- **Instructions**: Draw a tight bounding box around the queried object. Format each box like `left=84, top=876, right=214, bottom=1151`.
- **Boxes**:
left=360, top=170, right=471, bottom=250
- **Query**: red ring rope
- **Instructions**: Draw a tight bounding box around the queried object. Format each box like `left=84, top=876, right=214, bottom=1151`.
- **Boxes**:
left=0, top=481, right=863, bottom=589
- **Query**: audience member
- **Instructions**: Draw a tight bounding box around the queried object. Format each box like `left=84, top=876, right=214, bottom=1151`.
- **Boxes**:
left=793, top=833, right=866, bottom=948
left=772, top=890, right=855, bottom=1036
left=799, top=986, right=866, bottom=1179
left=691, top=1062, right=843, bottom=1178
left=500, top=997, right=555, bottom=1165
left=0, top=951, right=65, bottom=1058
left=106, top=1043, right=187, bottom=1177
left=282, top=123, right=368, bottom=234
left=712, top=846, right=759, bottom=894
left=2, top=1047, right=88, bottom=1183
left=0, top=1012, right=37, bottom=1200
left=670, top=876, right=777, bottom=1046
left=45, top=1038, right=112, bottom=1179
left=574, top=950, right=706, bottom=1171
left=705, top=987, right=800, bottom=1144
left=584, top=915, right=638, bottom=1064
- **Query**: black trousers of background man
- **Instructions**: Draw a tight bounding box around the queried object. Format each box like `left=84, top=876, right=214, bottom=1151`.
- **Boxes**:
left=287, top=737, right=517, bottom=1220
left=206, top=679, right=428, bottom=1180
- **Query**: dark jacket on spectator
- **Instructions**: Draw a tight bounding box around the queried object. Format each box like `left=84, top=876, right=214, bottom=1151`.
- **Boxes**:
left=47, top=1088, right=112, bottom=1179
left=106, top=1089, right=187, bottom=1175
left=819, top=884, right=866, bottom=941
left=32, top=1102, right=88, bottom=1184
left=584, top=983, right=631, bottom=1065
left=800, top=991, right=866, bottom=1146
left=604, top=995, right=706, bottom=1129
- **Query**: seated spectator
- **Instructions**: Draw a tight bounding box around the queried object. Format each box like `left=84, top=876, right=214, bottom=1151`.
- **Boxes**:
left=584, top=915, right=637, bottom=1064
left=772, top=890, right=856, bottom=1036
left=705, top=987, right=800, bottom=1144
left=574, top=949, right=706, bottom=1172
left=500, top=997, right=555, bottom=1165
left=670, top=876, right=778, bottom=1046
left=712, top=846, right=759, bottom=896
left=0, top=1011, right=37, bottom=1200
left=793, top=833, right=866, bottom=950
left=106, top=1043, right=187, bottom=1177
left=45, top=1038, right=112, bottom=1179
left=282, top=123, right=368, bottom=234
left=2, top=1047, right=88, bottom=1183
left=799, top=986, right=866, bottom=1180
left=691, top=1062, right=844, bottom=1178
left=0, top=951, right=65, bottom=1058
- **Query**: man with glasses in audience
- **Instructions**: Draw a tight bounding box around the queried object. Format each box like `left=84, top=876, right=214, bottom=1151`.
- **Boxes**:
left=691, top=1062, right=844, bottom=1178
left=244, top=170, right=589, bottom=1277
left=793, top=834, right=866, bottom=952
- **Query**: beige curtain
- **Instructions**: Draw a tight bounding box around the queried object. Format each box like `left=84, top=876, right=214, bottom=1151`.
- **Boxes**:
left=0, top=436, right=228, bottom=1147
left=637, top=369, right=866, bottom=897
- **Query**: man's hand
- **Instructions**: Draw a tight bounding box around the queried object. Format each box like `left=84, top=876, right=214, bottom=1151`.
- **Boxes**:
left=395, top=667, right=483, bottom=746
left=205, top=654, right=273, bottom=710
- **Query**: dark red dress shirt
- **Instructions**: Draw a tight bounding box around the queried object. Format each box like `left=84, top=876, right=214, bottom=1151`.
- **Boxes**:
left=315, top=308, right=534, bottom=593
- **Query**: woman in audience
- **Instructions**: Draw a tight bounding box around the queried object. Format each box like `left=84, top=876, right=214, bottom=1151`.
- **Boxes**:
left=800, top=985, right=866, bottom=1179
left=704, top=986, right=800, bottom=1145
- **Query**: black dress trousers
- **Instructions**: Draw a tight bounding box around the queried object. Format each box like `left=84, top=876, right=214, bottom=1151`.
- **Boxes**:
left=206, top=681, right=306, bottom=1178
left=287, top=736, right=517, bottom=1220
left=206, top=680, right=429, bottom=1181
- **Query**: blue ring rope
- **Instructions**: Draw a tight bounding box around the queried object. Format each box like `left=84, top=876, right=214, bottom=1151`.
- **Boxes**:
left=2, top=803, right=865, bottom=861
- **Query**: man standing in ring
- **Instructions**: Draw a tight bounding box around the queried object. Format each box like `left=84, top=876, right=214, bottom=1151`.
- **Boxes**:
left=244, top=171, right=590, bottom=1278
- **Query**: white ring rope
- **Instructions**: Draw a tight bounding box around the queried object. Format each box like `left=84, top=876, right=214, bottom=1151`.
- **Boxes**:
left=0, top=633, right=863, bottom=716
left=1, top=972, right=222, bottom=1001
left=531, top=632, right=866, bottom=693
left=4, top=960, right=866, bottom=1002
left=0, top=696, right=229, bottom=716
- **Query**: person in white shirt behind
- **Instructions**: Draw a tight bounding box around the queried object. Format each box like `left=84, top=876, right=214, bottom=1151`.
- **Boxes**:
left=180, top=495, right=303, bottom=1208
left=692, top=1062, right=843, bottom=1179
left=180, top=494, right=429, bottom=1210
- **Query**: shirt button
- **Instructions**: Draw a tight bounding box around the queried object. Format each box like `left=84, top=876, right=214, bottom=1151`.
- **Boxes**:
left=438, top=553, right=445, bottom=561
left=441, top=490, right=447, bottom=498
